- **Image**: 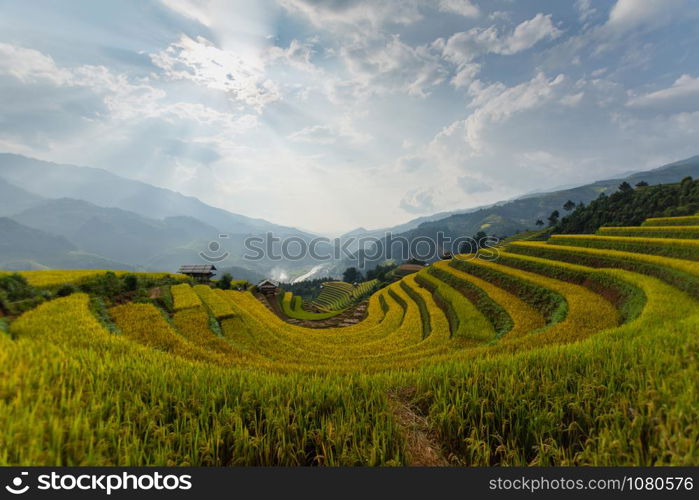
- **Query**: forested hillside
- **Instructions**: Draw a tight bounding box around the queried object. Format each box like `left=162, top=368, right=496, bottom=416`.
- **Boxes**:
left=350, top=157, right=699, bottom=270
left=555, top=177, right=699, bottom=234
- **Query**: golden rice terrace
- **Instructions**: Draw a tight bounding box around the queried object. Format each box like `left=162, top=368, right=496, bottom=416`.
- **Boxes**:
left=1, top=215, right=698, bottom=466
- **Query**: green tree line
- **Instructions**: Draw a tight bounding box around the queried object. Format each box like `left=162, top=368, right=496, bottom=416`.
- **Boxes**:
left=551, top=176, right=699, bottom=234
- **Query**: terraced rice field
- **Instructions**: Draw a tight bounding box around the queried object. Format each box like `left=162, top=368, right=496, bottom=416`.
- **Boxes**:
left=280, top=291, right=344, bottom=320
left=1, top=215, right=698, bottom=466
left=643, top=215, right=699, bottom=226
left=193, top=285, right=235, bottom=320
left=0, top=269, right=187, bottom=288
left=597, top=225, right=699, bottom=239
left=172, top=283, right=203, bottom=310
left=548, top=234, right=699, bottom=261
left=311, top=279, right=377, bottom=310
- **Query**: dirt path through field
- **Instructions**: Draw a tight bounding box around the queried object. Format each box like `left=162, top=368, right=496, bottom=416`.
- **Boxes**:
left=389, top=388, right=447, bottom=466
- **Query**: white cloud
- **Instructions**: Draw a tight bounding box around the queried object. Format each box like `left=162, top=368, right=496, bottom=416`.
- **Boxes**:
left=338, top=35, right=447, bottom=98
left=0, top=41, right=258, bottom=179
left=0, top=43, right=74, bottom=85
left=400, top=187, right=435, bottom=214
left=627, top=74, right=699, bottom=111
left=288, top=111, right=371, bottom=147
left=266, top=39, right=317, bottom=72
left=160, top=0, right=213, bottom=26
left=279, top=0, right=423, bottom=31
left=437, top=0, right=480, bottom=18
left=560, top=91, right=584, bottom=107
left=334, top=113, right=372, bottom=144
left=605, top=0, right=687, bottom=34
left=443, top=13, right=562, bottom=67
left=547, top=0, right=691, bottom=69
left=288, top=125, right=337, bottom=144
left=443, top=27, right=497, bottom=66
left=150, top=35, right=280, bottom=112
left=507, top=13, right=563, bottom=54
left=0, top=42, right=167, bottom=121
left=488, top=11, right=512, bottom=22
left=450, top=63, right=481, bottom=88
left=459, top=73, right=566, bottom=152
left=574, top=0, right=596, bottom=23
left=3, top=1, right=699, bottom=234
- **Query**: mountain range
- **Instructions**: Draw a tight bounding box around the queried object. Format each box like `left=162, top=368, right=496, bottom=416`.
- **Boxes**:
left=0, top=154, right=310, bottom=236
left=0, top=154, right=316, bottom=278
left=346, top=155, right=699, bottom=269
left=1, top=153, right=698, bottom=278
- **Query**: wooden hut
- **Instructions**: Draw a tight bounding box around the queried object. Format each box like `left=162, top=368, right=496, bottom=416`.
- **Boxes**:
left=178, top=264, right=217, bottom=282
left=257, top=279, right=279, bottom=296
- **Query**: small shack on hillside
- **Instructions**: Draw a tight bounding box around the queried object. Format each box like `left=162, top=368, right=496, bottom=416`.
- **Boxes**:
left=257, top=279, right=280, bottom=296
left=178, top=264, right=217, bottom=282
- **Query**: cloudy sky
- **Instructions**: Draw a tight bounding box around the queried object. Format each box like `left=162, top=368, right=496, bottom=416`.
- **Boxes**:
left=1, top=0, right=698, bottom=234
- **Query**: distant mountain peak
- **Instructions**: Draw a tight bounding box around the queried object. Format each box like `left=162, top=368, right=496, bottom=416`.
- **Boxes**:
left=341, top=227, right=368, bottom=237
left=0, top=153, right=313, bottom=237
left=0, top=176, right=45, bottom=217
